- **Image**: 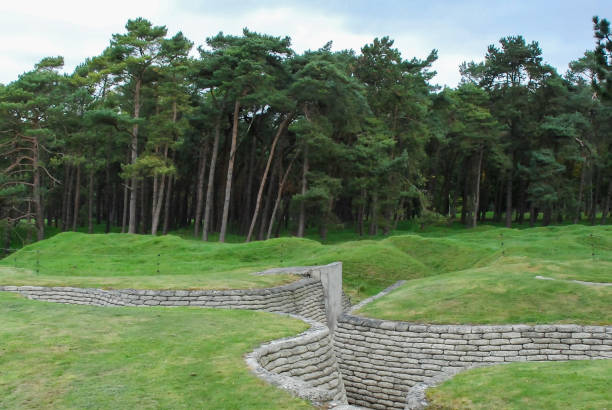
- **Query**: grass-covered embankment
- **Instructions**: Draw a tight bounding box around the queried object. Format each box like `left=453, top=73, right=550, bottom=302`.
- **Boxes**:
left=426, top=360, right=612, bottom=409
left=0, top=225, right=609, bottom=306
left=0, top=229, right=490, bottom=296
left=356, top=225, right=612, bottom=324
left=0, top=292, right=310, bottom=409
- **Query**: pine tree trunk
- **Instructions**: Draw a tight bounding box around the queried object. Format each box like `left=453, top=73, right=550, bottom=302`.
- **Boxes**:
left=505, top=172, right=513, bottom=228
left=601, top=180, right=611, bottom=225
left=369, top=194, right=378, bottom=236
left=241, top=134, right=257, bottom=235
left=471, top=148, right=483, bottom=228
left=258, top=162, right=278, bottom=241
left=62, top=165, right=72, bottom=231
left=194, top=143, right=209, bottom=237
left=530, top=206, right=537, bottom=226
left=543, top=207, right=552, bottom=226
left=105, top=161, right=112, bottom=233
left=203, top=120, right=221, bottom=241
left=358, top=189, right=365, bottom=236
left=121, top=182, right=128, bottom=233
left=267, top=154, right=296, bottom=240
left=219, top=99, right=241, bottom=242
left=88, top=169, right=94, bottom=234
left=128, top=78, right=142, bottom=234
left=246, top=114, right=292, bottom=242
left=33, top=137, right=44, bottom=241
left=162, top=175, right=173, bottom=235
left=72, top=164, right=81, bottom=232
left=493, top=182, right=503, bottom=222
left=151, top=174, right=166, bottom=236
left=393, top=199, right=402, bottom=230
left=574, top=160, right=587, bottom=224
left=590, top=168, right=601, bottom=225
left=297, top=144, right=309, bottom=237
left=461, top=161, right=470, bottom=226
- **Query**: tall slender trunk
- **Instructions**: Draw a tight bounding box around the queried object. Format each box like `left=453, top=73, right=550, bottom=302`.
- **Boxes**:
left=162, top=175, right=173, bottom=235
left=219, top=99, right=241, bottom=242
left=151, top=175, right=166, bottom=235
left=319, top=196, right=334, bottom=241
left=493, top=182, right=502, bottom=222
left=358, top=189, right=366, bottom=236
left=72, top=164, right=81, bottom=231
left=505, top=172, right=513, bottom=228
left=246, top=114, right=292, bottom=242
left=297, top=144, right=309, bottom=237
left=574, top=159, right=587, bottom=224
left=590, top=168, right=601, bottom=225
left=393, top=198, right=404, bottom=230
left=369, top=194, right=378, bottom=235
left=128, top=77, right=142, bottom=234
left=241, top=134, right=257, bottom=234
left=543, top=207, right=552, bottom=226
left=62, top=165, right=72, bottom=231
left=105, top=160, right=112, bottom=233
left=267, top=154, right=296, bottom=240
left=33, top=137, right=44, bottom=241
left=3, top=216, right=13, bottom=255
left=258, top=162, right=277, bottom=241
left=601, top=180, right=611, bottom=225
left=88, top=169, right=94, bottom=233
left=194, top=142, right=209, bottom=237
left=471, top=148, right=484, bottom=228
left=121, top=183, right=128, bottom=233
left=110, top=183, right=117, bottom=229
left=461, top=161, right=470, bottom=225
left=202, top=120, right=221, bottom=241
left=150, top=144, right=168, bottom=236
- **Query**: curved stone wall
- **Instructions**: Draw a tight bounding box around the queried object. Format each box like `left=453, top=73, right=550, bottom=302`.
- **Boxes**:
left=334, top=314, right=612, bottom=409
left=0, top=278, right=327, bottom=323
left=246, top=315, right=347, bottom=407
left=0, top=265, right=352, bottom=408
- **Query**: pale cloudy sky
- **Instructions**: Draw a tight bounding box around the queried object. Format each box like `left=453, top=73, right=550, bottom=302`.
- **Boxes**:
left=1, top=0, right=610, bottom=86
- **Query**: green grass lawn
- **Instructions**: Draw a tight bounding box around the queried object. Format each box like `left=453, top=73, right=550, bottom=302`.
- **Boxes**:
left=355, top=225, right=612, bottom=324
left=0, top=225, right=610, bottom=304
left=426, top=360, right=612, bottom=410
left=0, top=292, right=311, bottom=409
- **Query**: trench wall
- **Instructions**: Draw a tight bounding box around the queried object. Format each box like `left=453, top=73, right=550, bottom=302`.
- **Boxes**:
left=334, top=314, right=612, bottom=409
left=0, top=278, right=328, bottom=322
left=247, top=317, right=347, bottom=406
left=0, top=267, right=351, bottom=408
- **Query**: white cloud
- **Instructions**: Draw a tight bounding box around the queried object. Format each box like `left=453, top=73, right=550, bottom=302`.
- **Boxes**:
left=0, top=0, right=604, bottom=86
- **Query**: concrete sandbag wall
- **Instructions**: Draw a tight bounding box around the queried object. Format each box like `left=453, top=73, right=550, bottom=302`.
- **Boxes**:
left=334, top=314, right=612, bottom=409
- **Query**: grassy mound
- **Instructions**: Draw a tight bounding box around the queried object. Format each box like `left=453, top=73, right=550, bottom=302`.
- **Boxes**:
left=354, top=225, right=612, bottom=323
left=0, top=292, right=310, bottom=409
left=0, top=230, right=493, bottom=296
left=0, top=225, right=609, bottom=304
left=355, top=264, right=612, bottom=324
left=426, top=360, right=612, bottom=409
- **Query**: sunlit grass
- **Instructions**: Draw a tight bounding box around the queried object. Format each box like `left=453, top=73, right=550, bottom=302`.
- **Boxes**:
left=0, top=292, right=310, bottom=409
left=426, top=360, right=612, bottom=410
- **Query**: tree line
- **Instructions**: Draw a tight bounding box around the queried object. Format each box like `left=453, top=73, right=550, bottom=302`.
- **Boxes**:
left=1, top=16, right=610, bottom=246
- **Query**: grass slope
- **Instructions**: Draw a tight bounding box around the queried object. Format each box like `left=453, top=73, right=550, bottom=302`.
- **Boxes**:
left=356, top=225, right=612, bottom=324
left=426, top=360, right=612, bottom=410
left=356, top=264, right=612, bottom=324
left=0, top=225, right=609, bottom=306
left=0, top=230, right=488, bottom=297
left=0, top=292, right=310, bottom=409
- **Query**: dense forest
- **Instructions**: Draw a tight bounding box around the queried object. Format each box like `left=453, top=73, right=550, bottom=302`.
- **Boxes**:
left=1, top=16, right=611, bottom=246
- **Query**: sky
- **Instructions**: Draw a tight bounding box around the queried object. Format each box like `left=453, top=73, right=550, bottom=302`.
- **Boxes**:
left=1, top=0, right=610, bottom=87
